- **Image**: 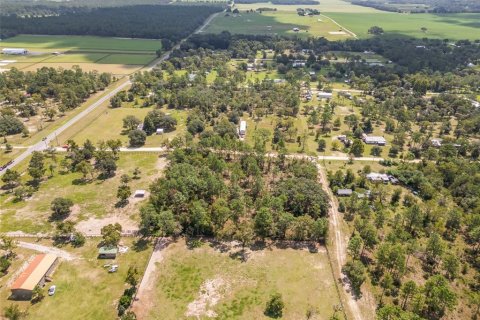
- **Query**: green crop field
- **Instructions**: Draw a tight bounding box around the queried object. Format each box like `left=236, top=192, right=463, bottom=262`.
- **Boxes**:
left=204, top=11, right=353, bottom=40
left=0, top=35, right=162, bottom=52
left=325, top=12, right=480, bottom=40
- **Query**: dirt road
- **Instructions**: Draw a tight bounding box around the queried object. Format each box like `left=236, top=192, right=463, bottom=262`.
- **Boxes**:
left=16, top=241, right=76, bottom=261
left=131, top=238, right=170, bottom=319
left=317, top=163, right=366, bottom=320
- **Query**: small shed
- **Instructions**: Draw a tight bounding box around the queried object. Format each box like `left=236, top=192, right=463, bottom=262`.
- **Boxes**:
left=337, top=189, right=353, bottom=196
left=156, top=128, right=164, bottom=135
left=98, top=246, right=118, bottom=259
left=134, top=190, right=146, bottom=198
left=317, top=92, right=333, bottom=100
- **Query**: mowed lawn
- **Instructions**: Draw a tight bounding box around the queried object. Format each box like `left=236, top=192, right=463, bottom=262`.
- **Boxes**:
left=147, top=239, right=342, bottom=320
left=0, top=153, right=160, bottom=234
left=205, top=12, right=352, bottom=40
left=326, top=12, right=480, bottom=40
left=0, top=34, right=162, bottom=52
left=0, top=238, right=152, bottom=320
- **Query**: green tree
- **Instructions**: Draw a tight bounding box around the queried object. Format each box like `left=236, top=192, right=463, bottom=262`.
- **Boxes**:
left=122, top=115, right=141, bottom=132
left=348, top=234, right=363, bottom=260
left=1, top=169, right=20, bottom=190
left=254, top=207, right=273, bottom=239
left=50, top=197, right=73, bottom=220
left=31, top=285, right=45, bottom=303
left=117, top=184, right=131, bottom=206
left=101, top=223, right=122, bottom=247
left=265, top=293, right=284, bottom=318
left=423, top=275, right=457, bottom=318
left=350, top=139, right=364, bottom=157
left=126, top=265, right=139, bottom=287
left=28, top=151, right=46, bottom=183
left=342, top=260, right=366, bottom=296
left=3, top=304, right=27, bottom=320
left=128, top=129, right=146, bottom=147
left=317, top=139, right=326, bottom=152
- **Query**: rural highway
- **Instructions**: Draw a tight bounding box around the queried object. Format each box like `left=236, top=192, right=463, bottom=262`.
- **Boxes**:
left=0, top=11, right=221, bottom=176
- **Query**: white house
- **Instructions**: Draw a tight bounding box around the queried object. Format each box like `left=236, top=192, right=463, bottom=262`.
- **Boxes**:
left=292, top=60, right=306, bottom=68
left=362, top=134, right=386, bottom=146
left=317, top=92, right=333, bottom=100
left=239, top=120, right=247, bottom=137
left=366, top=172, right=390, bottom=183
left=2, top=48, right=28, bottom=55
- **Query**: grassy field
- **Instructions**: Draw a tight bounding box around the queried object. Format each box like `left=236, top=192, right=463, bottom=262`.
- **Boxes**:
left=1, top=35, right=159, bottom=74
left=59, top=103, right=187, bottom=147
left=205, top=0, right=479, bottom=40
left=0, top=238, right=152, bottom=320
left=326, top=12, right=480, bottom=40
left=204, top=11, right=352, bottom=40
left=0, top=153, right=161, bottom=234
left=146, top=239, right=343, bottom=319
left=0, top=35, right=162, bottom=52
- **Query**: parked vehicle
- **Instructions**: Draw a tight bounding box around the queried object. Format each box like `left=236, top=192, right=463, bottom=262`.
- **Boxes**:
left=48, top=285, right=56, bottom=296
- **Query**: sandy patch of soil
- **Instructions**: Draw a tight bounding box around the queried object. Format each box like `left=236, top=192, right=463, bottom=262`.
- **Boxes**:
left=185, top=277, right=227, bottom=318
left=75, top=215, right=138, bottom=235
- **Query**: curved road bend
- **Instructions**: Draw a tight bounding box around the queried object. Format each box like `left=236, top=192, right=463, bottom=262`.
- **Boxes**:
left=0, top=11, right=221, bottom=176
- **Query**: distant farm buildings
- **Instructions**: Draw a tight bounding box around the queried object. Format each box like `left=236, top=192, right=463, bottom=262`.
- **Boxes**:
left=11, top=254, right=59, bottom=300
left=2, top=48, right=28, bottom=55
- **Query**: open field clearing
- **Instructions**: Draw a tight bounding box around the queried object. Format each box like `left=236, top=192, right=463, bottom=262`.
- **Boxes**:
left=326, top=12, right=480, bottom=40
left=0, top=35, right=162, bottom=52
left=204, top=11, right=352, bottom=40
left=0, top=153, right=160, bottom=234
left=0, top=238, right=152, bottom=320
left=144, top=239, right=343, bottom=320
left=59, top=105, right=187, bottom=147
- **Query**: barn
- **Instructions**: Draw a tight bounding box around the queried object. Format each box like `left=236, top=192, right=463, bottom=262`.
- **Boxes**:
left=11, top=253, right=59, bottom=300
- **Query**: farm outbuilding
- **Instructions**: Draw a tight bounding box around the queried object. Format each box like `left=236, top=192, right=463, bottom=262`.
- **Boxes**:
left=156, top=128, right=164, bottom=135
left=337, top=189, right=353, bottom=196
left=239, top=120, right=247, bottom=137
left=2, top=48, right=28, bottom=55
left=11, top=253, right=59, bottom=300
left=134, top=190, right=146, bottom=198
left=98, top=246, right=118, bottom=259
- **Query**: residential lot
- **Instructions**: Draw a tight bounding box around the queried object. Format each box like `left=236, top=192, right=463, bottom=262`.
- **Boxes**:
left=143, top=238, right=343, bottom=319
left=0, top=153, right=161, bottom=234
left=0, top=238, right=152, bottom=320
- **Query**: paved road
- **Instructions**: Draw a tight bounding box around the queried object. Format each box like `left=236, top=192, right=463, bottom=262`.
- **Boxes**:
left=0, top=11, right=221, bottom=176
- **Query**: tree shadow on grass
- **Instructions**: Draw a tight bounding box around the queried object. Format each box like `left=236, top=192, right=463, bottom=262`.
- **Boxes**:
left=132, top=238, right=150, bottom=252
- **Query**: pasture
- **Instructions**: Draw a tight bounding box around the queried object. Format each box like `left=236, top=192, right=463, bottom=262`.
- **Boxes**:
left=144, top=239, right=343, bottom=319
left=325, top=12, right=480, bottom=40
left=204, top=11, right=353, bottom=40
left=0, top=153, right=161, bottom=234
left=0, top=238, right=152, bottom=320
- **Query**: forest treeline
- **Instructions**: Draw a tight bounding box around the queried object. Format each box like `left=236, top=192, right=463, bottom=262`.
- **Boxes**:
left=1, top=5, right=222, bottom=41
left=236, top=0, right=318, bottom=4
